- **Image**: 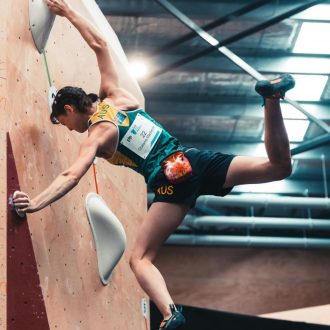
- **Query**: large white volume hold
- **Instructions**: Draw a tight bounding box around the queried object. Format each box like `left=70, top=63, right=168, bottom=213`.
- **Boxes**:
left=85, top=192, right=127, bottom=285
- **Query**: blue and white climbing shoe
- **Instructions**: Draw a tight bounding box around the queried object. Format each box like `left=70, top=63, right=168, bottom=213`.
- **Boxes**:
left=255, top=73, right=295, bottom=99
left=159, top=304, right=186, bottom=330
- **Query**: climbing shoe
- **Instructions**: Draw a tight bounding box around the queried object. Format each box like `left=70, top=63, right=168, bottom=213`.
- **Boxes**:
left=159, top=304, right=186, bottom=330
left=255, top=73, right=295, bottom=99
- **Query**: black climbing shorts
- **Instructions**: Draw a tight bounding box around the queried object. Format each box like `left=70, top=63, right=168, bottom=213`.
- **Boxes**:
left=151, top=147, right=236, bottom=208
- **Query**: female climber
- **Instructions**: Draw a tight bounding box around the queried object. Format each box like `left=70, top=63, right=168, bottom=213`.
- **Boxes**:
left=13, top=0, right=295, bottom=329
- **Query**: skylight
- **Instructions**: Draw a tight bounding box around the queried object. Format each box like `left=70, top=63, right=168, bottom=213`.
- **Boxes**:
left=280, top=103, right=307, bottom=120
left=262, top=119, right=309, bottom=143
left=293, top=4, right=330, bottom=21
left=283, top=119, right=309, bottom=142
left=293, top=22, right=330, bottom=54
left=285, top=74, right=328, bottom=101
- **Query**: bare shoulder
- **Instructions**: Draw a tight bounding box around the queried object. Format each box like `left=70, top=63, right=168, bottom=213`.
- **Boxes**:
left=88, top=120, right=117, bottom=140
left=101, top=87, right=140, bottom=110
left=87, top=121, right=118, bottom=158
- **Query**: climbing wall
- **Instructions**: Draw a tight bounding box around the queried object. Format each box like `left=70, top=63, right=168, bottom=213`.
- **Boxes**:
left=1, top=0, right=147, bottom=329
left=0, top=2, right=8, bottom=327
left=155, top=246, right=330, bottom=315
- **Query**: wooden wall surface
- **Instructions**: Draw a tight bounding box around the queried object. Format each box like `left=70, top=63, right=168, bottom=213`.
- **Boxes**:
left=1, top=1, right=147, bottom=329
left=155, top=246, right=330, bottom=315
left=0, top=2, right=8, bottom=327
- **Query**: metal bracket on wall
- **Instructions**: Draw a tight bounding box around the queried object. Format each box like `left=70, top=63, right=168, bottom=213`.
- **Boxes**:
left=29, top=0, right=56, bottom=53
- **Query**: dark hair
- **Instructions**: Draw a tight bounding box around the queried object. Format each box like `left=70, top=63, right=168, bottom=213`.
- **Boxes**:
left=50, top=86, right=98, bottom=124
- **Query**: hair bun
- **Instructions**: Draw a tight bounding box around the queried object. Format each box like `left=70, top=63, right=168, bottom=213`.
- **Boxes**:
left=88, top=93, right=98, bottom=103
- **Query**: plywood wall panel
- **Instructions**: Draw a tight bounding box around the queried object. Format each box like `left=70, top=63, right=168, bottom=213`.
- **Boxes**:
left=0, top=2, right=8, bottom=327
left=2, top=0, right=147, bottom=329
left=155, top=246, right=330, bottom=315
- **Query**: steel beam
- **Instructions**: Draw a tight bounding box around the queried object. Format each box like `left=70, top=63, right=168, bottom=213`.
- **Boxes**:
left=148, top=192, right=330, bottom=208
left=152, top=0, right=327, bottom=78
left=146, top=53, right=330, bottom=75
left=199, top=195, right=330, bottom=209
left=167, top=234, right=330, bottom=248
left=98, top=1, right=321, bottom=18
left=154, top=0, right=330, bottom=137
left=291, top=134, right=330, bottom=156
left=151, top=0, right=272, bottom=55
left=183, top=215, right=330, bottom=230
left=146, top=99, right=330, bottom=120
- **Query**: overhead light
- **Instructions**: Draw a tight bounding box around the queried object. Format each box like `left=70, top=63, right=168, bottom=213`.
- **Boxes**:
left=262, top=119, right=309, bottom=142
left=286, top=74, right=328, bottom=101
left=293, top=22, right=330, bottom=54
left=128, top=58, right=149, bottom=80
left=293, top=4, right=330, bottom=21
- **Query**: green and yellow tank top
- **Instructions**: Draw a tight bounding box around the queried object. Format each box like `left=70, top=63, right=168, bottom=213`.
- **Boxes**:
left=88, top=101, right=181, bottom=185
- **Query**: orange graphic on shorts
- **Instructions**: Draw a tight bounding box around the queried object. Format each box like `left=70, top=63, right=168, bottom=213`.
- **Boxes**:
left=161, top=151, right=192, bottom=184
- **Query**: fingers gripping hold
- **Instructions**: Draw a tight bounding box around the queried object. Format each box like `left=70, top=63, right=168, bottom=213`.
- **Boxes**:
left=9, top=191, right=29, bottom=218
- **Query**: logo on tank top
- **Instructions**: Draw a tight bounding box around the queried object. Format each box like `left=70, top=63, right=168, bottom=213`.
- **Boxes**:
left=94, top=102, right=129, bottom=126
left=115, top=112, right=126, bottom=124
